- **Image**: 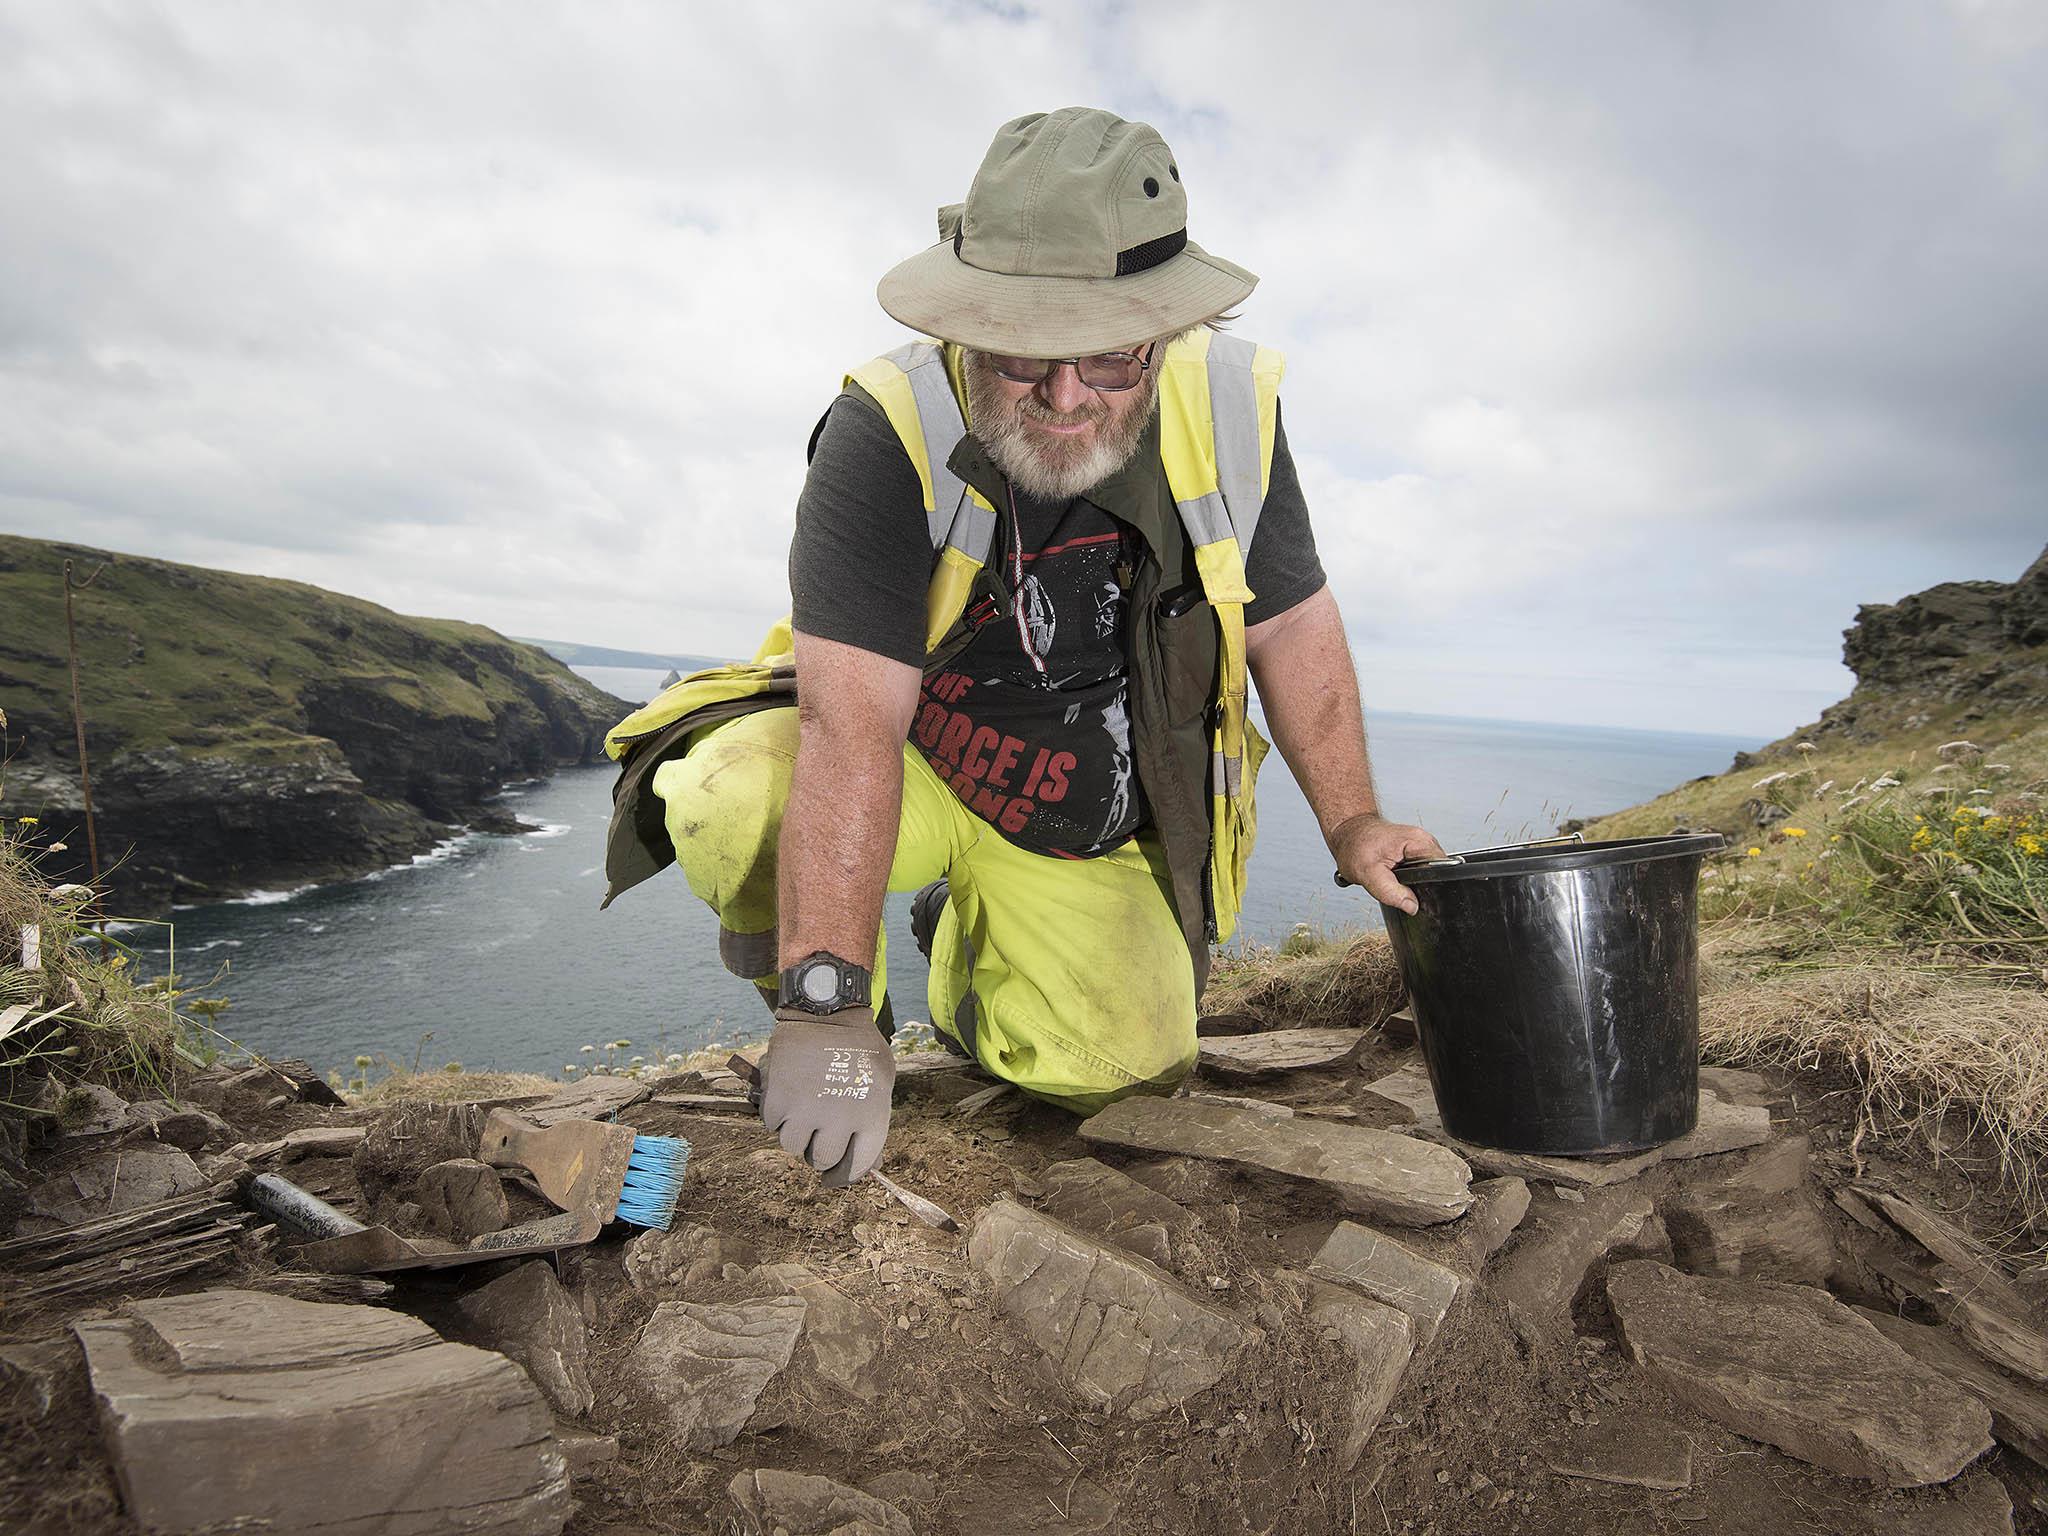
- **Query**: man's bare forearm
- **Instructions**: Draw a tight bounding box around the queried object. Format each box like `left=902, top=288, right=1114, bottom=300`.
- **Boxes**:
left=777, top=632, right=920, bottom=968
left=1245, top=586, right=1443, bottom=909
left=1245, top=586, right=1381, bottom=841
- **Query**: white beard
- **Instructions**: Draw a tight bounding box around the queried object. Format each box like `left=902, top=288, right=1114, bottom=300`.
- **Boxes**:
left=963, top=352, right=1159, bottom=501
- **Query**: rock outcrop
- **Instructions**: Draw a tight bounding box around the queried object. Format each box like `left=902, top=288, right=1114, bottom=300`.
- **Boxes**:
left=1740, top=542, right=2047, bottom=762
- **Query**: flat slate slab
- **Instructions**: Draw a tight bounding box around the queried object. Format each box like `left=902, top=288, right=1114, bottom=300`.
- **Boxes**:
left=1293, top=1272, right=1415, bottom=1471
left=523, top=1076, right=651, bottom=1126
left=1607, top=1260, right=1993, bottom=1486
left=456, top=1260, right=594, bottom=1417
left=1309, top=1221, right=1465, bottom=1350
left=1858, top=1306, right=2048, bottom=1468
left=1665, top=1135, right=1837, bottom=1285
left=1197, top=1028, right=1367, bottom=1077
left=73, top=1289, right=568, bottom=1536
left=1445, top=1176, right=1533, bottom=1278
left=728, top=1469, right=912, bottom=1536
left=1363, top=1065, right=1769, bottom=1185
left=1844, top=1185, right=2048, bottom=1386
left=968, top=1199, right=1258, bottom=1418
left=632, top=1296, right=806, bottom=1449
left=23, top=1146, right=210, bottom=1231
left=1490, top=1185, right=1657, bottom=1336
left=755, top=1262, right=889, bottom=1400
left=1080, top=1097, right=1473, bottom=1227
left=1039, top=1157, right=1200, bottom=1269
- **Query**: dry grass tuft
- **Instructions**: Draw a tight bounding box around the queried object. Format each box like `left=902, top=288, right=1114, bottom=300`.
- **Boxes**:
left=1, top=831, right=194, bottom=1105
left=1204, top=927, right=1407, bottom=1030
left=349, top=1067, right=559, bottom=1106
left=1700, top=933, right=2048, bottom=1237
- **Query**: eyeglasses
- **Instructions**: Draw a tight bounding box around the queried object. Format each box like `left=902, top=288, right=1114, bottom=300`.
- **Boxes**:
left=986, top=345, right=1154, bottom=392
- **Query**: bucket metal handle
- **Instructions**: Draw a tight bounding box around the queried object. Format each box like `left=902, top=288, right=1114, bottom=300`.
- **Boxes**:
left=1333, top=831, right=1584, bottom=888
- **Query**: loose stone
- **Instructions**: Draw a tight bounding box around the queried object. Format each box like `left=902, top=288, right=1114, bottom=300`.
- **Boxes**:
left=456, top=1260, right=595, bottom=1417
left=73, top=1289, right=568, bottom=1535
left=418, top=1158, right=511, bottom=1241
left=968, top=1199, right=1258, bottom=1418
left=1607, top=1260, right=1993, bottom=1486
left=630, top=1296, right=807, bottom=1450
left=727, top=1468, right=912, bottom=1536
left=1080, top=1096, right=1472, bottom=1226
left=1309, top=1221, right=1466, bottom=1350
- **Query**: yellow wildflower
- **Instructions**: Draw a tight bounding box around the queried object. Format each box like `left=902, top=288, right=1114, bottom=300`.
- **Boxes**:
left=1910, top=828, right=1935, bottom=852
left=1829, top=834, right=1842, bottom=843
left=2019, top=833, right=2046, bottom=857
left=16, top=816, right=36, bottom=827
left=1746, top=847, right=1762, bottom=858
left=1783, top=827, right=1807, bottom=838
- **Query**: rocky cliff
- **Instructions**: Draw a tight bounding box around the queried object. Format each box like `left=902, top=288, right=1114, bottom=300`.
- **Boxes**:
left=0, top=535, right=634, bottom=909
left=1737, top=543, right=2048, bottom=766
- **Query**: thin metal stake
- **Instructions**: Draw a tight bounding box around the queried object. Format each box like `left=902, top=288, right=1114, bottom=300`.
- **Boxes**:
left=62, top=559, right=109, bottom=956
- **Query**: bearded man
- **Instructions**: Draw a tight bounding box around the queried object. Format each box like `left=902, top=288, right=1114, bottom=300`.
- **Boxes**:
left=602, top=107, right=1442, bottom=1187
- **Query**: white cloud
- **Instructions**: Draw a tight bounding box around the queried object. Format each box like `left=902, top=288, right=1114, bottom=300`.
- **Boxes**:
left=2, top=0, right=2041, bottom=740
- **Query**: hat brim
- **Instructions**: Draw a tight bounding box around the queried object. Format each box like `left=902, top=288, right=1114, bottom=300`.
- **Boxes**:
left=876, top=239, right=1258, bottom=357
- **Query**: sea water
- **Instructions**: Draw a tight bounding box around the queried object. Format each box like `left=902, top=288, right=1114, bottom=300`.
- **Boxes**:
left=121, top=710, right=1750, bottom=1078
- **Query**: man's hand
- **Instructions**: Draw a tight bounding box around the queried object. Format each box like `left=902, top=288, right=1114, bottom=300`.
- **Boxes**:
left=1331, top=813, right=1445, bottom=916
left=758, top=1006, right=895, bottom=1187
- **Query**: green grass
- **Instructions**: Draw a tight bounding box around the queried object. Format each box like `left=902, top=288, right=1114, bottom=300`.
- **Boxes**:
left=0, top=533, right=619, bottom=761
left=1583, top=710, right=2048, bottom=970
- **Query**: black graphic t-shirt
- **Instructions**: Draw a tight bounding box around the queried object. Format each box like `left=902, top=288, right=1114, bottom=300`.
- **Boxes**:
left=909, top=488, right=1144, bottom=858
left=790, top=389, right=1327, bottom=859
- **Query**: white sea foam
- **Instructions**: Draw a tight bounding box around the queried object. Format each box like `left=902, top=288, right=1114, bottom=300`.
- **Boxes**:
left=527, top=822, right=572, bottom=840
left=362, top=831, right=478, bottom=882
left=227, top=885, right=315, bottom=907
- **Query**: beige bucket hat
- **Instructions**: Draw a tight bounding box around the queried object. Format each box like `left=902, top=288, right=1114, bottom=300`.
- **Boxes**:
left=877, top=108, right=1258, bottom=358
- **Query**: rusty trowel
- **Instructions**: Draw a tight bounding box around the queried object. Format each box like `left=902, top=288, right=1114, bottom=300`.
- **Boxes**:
left=250, top=1171, right=604, bottom=1276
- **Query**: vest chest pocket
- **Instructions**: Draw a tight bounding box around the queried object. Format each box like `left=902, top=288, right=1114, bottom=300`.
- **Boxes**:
left=1155, top=584, right=1219, bottom=727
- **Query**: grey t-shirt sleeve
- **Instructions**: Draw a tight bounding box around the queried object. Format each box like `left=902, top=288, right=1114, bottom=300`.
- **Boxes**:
left=788, top=391, right=933, bottom=667
left=1242, top=405, right=1327, bottom=626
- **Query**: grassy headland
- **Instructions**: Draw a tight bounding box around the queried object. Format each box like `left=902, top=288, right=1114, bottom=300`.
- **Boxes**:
left=0, top=535, right=631, bottom=907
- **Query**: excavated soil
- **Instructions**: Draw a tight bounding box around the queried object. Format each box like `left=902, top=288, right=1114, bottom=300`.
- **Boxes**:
left=3, top=1025, right=2044, bottom=1536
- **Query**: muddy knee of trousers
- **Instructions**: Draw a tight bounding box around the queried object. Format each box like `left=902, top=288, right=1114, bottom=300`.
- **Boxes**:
left=650, top=720, right=796, bottom=925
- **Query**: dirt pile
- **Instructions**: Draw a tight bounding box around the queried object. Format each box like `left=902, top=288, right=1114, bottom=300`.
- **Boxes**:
left=5, top=1021, right=2047, bottom=1535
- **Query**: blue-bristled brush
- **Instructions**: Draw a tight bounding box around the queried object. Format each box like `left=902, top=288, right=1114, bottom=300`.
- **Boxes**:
left=478, top=1109, right=690, bottom=1231
left=613, top=1132, right=689, bottom=1230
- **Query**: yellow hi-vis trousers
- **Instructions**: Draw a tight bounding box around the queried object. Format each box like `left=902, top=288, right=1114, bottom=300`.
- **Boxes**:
left=650, top=706, right=1198, bottom=1114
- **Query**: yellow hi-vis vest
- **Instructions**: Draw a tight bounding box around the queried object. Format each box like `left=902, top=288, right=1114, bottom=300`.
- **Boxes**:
left=604, top=330, right=1285, bottom=944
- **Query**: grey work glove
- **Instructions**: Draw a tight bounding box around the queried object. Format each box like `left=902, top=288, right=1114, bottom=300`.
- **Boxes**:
left=758, top=1006, right=895, bottom=1187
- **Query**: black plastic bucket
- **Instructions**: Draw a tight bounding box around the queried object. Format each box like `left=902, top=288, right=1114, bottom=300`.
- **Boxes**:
left=1379, top=833, right=1724, bottom=1156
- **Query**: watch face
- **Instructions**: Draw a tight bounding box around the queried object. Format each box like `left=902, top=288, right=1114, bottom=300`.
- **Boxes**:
left=798, top=961, right=841, bottom=1007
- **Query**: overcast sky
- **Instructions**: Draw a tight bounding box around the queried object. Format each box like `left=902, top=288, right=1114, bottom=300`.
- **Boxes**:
left=4, top=2, right=2042, bottom=740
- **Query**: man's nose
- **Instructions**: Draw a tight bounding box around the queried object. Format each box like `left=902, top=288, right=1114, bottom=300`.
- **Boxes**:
left=1037, top=362, right=1094, bottom=416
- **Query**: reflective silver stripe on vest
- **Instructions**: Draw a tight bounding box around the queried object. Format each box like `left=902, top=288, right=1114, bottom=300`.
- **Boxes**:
left=1204, top=332, right=1267, bottom=555
left=1176, top=489, right=1233, bottom=549
left=940, top=489, right=996, bottom=566
left=888, top=342, right=975, bottom=554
